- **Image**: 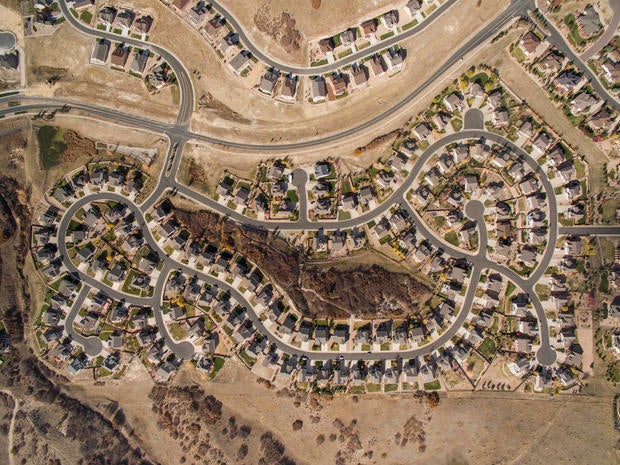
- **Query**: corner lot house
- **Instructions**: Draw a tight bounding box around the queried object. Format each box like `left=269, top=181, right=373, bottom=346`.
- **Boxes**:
left=91, top=39, right=111, bottom=65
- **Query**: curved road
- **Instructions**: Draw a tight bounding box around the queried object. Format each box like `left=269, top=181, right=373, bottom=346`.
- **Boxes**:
left=209, top=0, right=459, bottom=75
left=535, top=9, right=620, bottom=111
left=64, top=284, right=103, bottom=356
left=52, top=124, right=559, bottom=365
left=58, top=0, right=194, bottom=126
left=579, top=0, right=620, bottom=61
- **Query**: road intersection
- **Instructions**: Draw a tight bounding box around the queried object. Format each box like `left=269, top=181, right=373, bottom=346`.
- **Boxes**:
left=11, top=0, right=620, bottom=372
left=53, top=121, right=563, bottom=367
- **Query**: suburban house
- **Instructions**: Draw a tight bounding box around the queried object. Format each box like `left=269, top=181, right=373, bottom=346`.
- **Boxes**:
left=110, top=43, right=130, bottom=68
left=576, top=4, right=602, bottom=37
left=519, top=31, right=542, bottom=56
left=91, top=39, right=111, bottom=65
left=258, top=71, right=279, bottom=95
left=279, top=77, right=297, bottom=100
left=360, top=19, right=377, bottom=37
left=369, top=54, right=387, bottom=77
left=228, top=52, right=251, bottom=75
left=310, top=77, right=327, bottom=102
left=330, top=74, right=348, bottom=96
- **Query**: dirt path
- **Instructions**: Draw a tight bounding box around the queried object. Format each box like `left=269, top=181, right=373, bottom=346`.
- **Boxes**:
left=1, top=390, right=19, bottom=465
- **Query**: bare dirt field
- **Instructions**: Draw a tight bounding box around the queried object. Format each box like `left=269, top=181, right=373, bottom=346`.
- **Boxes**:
left=24, top=23, right=177, bottom=123
left=73, top=358, right=620, bottom=465
left=215, top=0, right=398, bottom=64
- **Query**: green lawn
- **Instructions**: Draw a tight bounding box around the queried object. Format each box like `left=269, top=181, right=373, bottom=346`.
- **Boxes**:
left=424, top=380, right=441, bottom=390
left=79, top=10, right=92, bottom=23
left=285, top=189, right=299, bottom=202
left=210, top=357, right=225, bottom=379
left=38, top=126, right=67, bottom=168
left=349, top=385, right=366, bottom=394
left=601, top=198, right=617, bottom=224
left=367, top=383, right=382, bottom=392
left=402, top=19, right=418, bottom=31
left=338, top=210, right=351, bottom=221
left=477, top=337, right=496, bottom=359
left=168, top=322, right=187, bottom=340
left=444, top=230, right=459, bottom=246
left=384, top=383, right=398, bottom=392
left=506, top=281, right=516, bottom=297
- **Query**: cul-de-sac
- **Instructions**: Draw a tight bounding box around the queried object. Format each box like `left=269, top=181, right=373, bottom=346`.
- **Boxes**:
left=0, top=0, right=620, bottom=464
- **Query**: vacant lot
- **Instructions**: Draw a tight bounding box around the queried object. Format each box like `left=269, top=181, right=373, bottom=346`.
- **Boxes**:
left=25, top=23, right=176, bottom=123
left=216, top=0, right=398, bottom=64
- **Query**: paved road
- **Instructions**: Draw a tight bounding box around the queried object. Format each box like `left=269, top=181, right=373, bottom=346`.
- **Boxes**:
left=58, top=0, right=194, bottom=126
left=580, top=0, right=620, bottom=61
left=62, top=127, right=558, bottom=365
left=536, top=9, right=620, bottom=112
left=209, top=0, right=458, bottom=75
left=0, top=1, right=534, bottom=154
left=57, top=191, right=195, bottom=359
left=64, top=284, right=103, bottom=356
left=560, top=225, right=620, bottom=236
left=463, top=108, right=484, bottom=130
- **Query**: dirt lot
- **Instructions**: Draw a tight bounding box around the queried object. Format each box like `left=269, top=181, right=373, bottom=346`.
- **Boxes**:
left=215, top=0, right=397, bottom=64
left=24, top=22, right=177, bottom=123
left=75, top=359, right=620, bottom=465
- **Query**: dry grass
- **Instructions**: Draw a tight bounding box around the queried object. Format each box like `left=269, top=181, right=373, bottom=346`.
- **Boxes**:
left=215, top=0, right=398, bottom=63
left=24, top=22, right=176, bottom=123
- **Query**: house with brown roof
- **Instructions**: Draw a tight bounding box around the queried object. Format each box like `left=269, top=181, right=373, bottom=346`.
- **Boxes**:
left=369, top=55, right=386, bottom=77
left=330, top=74, right=347, bottom=96
left=318, top=38, right=335, bottom=53
left=361, top=19, right=377, bottom=37
left=134, top=15, right=152, bottom=34
left=602, top=58, right=620, bottom=84
left=588, top=110, right=615, bottom=132
left=537, top=52, right=563, bottom=74
left=110, top=43, right=130, bottom=68
left=519, top=31, right=542, bottom=56
left=350, top=65, right=368, bottom=89
left=279, top=77, right=297, bottom=100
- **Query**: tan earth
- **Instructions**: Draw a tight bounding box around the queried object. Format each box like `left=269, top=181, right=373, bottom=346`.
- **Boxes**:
left=214, top=0, right=401, bottom=64
left=24, top=20, right=177, bottom=123
left=66, top=359, right=620, bottom=465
